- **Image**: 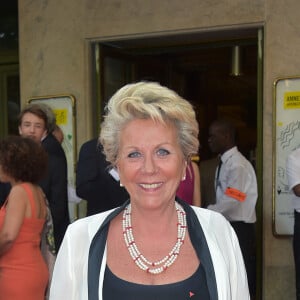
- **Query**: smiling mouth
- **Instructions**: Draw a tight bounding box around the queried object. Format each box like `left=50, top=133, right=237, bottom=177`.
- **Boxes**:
left=139, top=183, right=163, bottom=189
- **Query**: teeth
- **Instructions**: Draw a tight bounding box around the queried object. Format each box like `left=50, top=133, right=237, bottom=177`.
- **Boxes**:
left=140, top=183, right=162, bottom=189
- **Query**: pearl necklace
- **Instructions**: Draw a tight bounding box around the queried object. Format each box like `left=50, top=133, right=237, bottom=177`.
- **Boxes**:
left=122, top=202, right=187, bottom=275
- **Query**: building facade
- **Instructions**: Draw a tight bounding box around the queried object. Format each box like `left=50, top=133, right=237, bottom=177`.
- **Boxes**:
left=18, top=1, right=300, bottom=298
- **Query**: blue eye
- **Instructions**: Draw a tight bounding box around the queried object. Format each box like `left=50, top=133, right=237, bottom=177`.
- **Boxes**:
left=128, top=151, right=141, bottom=158
left=157, top=148, right=170, bottom=156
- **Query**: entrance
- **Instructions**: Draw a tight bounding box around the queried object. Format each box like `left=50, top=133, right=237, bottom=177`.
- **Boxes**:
left=93, top=26, right=263, bottom=299
left=94, top=28, right=261, bottom=162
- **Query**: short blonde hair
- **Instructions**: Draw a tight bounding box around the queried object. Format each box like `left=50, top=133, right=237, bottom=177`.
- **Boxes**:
left=100, top=81, right=199, bottom=166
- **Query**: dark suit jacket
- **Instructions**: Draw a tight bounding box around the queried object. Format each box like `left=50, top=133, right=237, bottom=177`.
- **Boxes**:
left=41, top=133, right=70, bottom=252
left=0, top=182, right=11, bottom=207
left=76, top=138, right=129, bottom=216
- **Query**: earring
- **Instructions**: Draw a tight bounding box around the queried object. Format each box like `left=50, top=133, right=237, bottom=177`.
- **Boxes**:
left=120, top=182, right=123, bottom=187
left=182, top=175, right=186, bottom=181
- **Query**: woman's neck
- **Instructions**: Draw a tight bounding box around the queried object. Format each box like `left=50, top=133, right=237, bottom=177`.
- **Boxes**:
left=129, top=201, right=178, bottom=237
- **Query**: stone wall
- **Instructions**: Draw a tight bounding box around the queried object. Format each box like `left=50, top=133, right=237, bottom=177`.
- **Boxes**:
left=18, top=1, right=300, bottom=298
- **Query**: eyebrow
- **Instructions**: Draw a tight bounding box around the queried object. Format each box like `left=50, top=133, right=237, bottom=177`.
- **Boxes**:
left=22, top=121, right=44, bottom=126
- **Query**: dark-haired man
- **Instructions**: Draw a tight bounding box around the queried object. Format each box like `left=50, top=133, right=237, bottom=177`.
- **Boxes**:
left=18, top=103, right=70, bottom=252
left=207, top=119, right=257, bottom=298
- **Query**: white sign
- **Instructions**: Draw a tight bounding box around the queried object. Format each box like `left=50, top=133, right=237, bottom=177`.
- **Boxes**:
left=273, top=77, right=300, bottom=235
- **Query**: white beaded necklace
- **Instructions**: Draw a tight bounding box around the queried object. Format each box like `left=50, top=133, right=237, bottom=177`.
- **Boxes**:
left=122, top=202, right=187, bottom=275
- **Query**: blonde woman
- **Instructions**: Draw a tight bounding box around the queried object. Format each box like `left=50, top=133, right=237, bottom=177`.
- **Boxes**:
left=50, top=82, right=249, bottom=300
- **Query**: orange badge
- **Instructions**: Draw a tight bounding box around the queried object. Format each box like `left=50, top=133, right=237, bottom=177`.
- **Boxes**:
left=225, top=187, right=246, bottom=202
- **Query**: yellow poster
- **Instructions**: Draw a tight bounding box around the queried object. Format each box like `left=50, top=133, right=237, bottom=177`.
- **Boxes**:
left=284, top=91, right=300, bottom=109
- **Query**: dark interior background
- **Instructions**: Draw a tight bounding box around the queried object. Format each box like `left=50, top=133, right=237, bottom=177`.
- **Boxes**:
left=98, top=36, right=258, bottom=164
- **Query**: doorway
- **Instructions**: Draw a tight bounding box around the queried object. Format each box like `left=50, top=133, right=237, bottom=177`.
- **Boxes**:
left=92, top=27, right=263, bottom=299
left=94, top=29, right=260, bottom=162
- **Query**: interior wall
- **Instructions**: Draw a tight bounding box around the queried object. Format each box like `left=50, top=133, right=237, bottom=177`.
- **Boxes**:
left=18, top=1, right=300, bottom=299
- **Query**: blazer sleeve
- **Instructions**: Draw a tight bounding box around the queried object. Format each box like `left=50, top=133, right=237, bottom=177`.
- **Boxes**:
left=192, top=207, right=250, bottom=300
left=208, top=211, right=250, bottom=299
left=49, top=227, right=77, bottom=299
left=49, top=219, right=91, bottom=300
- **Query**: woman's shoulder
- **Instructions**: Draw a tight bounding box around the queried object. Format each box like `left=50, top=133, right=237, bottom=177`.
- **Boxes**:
left=10, top=182, right=41, bottom=200
left=190, top=206, right=232, bottom=233
left=190, top=206, right=238, bottom=252
left=9, top=183, right=29, bottom=198
left=57, top=208, right=120, bottom=250
left=66, top=208, right=118, bottom=236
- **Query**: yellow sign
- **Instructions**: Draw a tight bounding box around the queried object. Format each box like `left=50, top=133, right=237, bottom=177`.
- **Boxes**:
left=284, top=91, right=300, bottom=109
left=53, top=109, right=68, bottom=125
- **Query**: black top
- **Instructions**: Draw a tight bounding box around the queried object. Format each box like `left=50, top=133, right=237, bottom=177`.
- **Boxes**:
left=88, top=198, right=218, bottom=300
left=103, top=263, right=210, bottom=300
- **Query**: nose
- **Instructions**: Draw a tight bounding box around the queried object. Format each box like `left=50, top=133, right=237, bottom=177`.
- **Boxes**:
left=29, top=124, right=35, bottom=133
left=142, top=154, right=157, bottom=174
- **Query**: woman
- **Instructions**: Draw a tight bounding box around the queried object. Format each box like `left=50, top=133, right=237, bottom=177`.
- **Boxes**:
left=50, top=82, right=249, bottom=299
left=0, top=136, right=49, bottom=299
left=177, top=160, right=201, bottom=206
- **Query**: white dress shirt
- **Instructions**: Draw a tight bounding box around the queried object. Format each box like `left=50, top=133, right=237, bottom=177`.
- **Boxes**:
left=208, top=146, right=257, bottom=223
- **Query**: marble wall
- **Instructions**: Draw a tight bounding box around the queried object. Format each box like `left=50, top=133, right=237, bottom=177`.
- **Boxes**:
left=18, top=0, right=300, bottom=298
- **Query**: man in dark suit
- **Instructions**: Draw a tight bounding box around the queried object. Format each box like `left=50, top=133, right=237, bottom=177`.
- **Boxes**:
left=76, top=138, right=129, bottom=216
left=18, top=103, right=70, bottom=252
left=40, top=131, right=70, bottom=250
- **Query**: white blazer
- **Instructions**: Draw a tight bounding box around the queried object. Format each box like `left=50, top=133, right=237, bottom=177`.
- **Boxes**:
left=49, top=204, right=249, bottom=300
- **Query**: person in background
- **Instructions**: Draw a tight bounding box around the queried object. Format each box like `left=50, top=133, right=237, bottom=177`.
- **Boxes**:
left=0, top=136, right=49, bottom=299
left=18, top=103, right=70, bottom=252
left=176, top=160, right=201, bottom=206
left=50, top=81, right=249, bottom=300
left=286, top=147, right=300, bottom=300
left=76, top=138, right=129, bottom=216
left=207, top=118, right=257, bottom=299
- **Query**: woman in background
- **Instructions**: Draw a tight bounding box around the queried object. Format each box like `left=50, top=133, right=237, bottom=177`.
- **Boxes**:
left=176, top=160, right=201, bottom=206
left=0, top=136, right=49, bottom=299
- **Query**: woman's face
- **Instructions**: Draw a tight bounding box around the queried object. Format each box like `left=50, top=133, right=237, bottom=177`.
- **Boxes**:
left=117, top=118, right=186, bottom=210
